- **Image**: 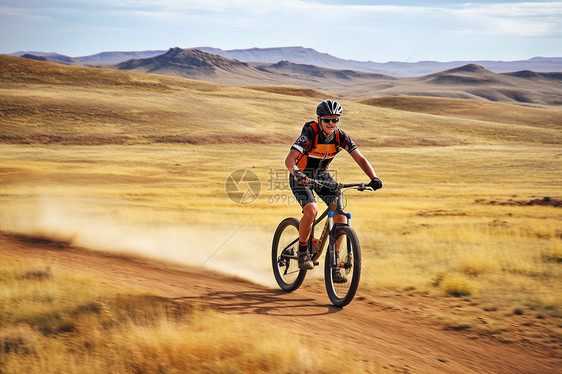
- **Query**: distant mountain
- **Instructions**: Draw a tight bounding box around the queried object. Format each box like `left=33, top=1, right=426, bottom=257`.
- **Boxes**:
left=196, top=46, right=562, bottom=77
left=116, top=47, right=261, bottom=80
left=12, top=51, right=81, bottom=65
left=197, top=46, right=352, bottom=68
left=252, top=60, right=392, bottom=81
left=12, top=51, right=69, bottom=59
left=20, top=54, right=48, bottom=62
left=503, top=70, right=562, bottom=80
left=75, top=50, right=166, bottom=64
left=197, top=46, right=420, bottom=75
left=116, top=47, right=394, bottom=89
left=10, top=46, right=562, bottom=76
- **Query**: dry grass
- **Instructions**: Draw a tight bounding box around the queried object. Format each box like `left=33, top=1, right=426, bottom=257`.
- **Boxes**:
left=0, top=56, right=561, bottom=353
left=0, top=255, right=368, bottom=374
left=362, top=96, right=562, bottom=129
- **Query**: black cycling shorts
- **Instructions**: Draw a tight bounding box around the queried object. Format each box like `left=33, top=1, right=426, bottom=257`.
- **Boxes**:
left=289, top=173, right=344, bottom=214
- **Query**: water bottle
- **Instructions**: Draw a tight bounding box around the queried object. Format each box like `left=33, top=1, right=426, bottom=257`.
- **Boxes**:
left=311, top=238, right=321, bottom=254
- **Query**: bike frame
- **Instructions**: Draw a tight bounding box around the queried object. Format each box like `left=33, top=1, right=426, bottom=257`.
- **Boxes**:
left=279, top=180, right=367, bottom=267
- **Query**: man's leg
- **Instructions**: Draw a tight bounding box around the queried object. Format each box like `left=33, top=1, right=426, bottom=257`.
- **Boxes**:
left=298, top=202, right=317, bottom=270
left=299, top=202, right=317, bottom=243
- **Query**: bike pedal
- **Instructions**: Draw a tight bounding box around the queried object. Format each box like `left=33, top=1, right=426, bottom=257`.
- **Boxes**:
left=313, top=261, right=320, bottom=266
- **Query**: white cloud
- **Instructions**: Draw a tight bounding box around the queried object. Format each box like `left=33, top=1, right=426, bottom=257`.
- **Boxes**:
left=452, top=2, right=562, bottom=17
left=0, top=6, right=51, bottom=21
left=448, top=2, right=562, bottom=37
left=493, top=18, right=556, bottom=36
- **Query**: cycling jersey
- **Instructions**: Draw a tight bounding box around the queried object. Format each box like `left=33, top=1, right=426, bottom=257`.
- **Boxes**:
left=291, top=121, right=357, bottom=174
left=289, top=121, right=357, bottom=211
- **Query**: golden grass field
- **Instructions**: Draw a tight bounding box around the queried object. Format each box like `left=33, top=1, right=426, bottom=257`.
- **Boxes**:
left=1, top=254, right=373, bottom=373
left=1, top=56, right=561, bottom=372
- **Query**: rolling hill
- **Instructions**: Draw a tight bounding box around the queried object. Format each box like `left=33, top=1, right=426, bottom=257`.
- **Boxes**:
left=362, top=96, right=562, bottom=129
left=10, top=47, right=562, bottom=105
left=371, top=64, right=562, bottom=105
left=1, top=54, right=560, bottom=148
left=5, top=50, right=562, bottom=105
left=113, top=49, right=562, bottom=105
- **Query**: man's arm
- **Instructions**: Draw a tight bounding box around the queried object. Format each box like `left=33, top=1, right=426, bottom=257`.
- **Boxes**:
left=350, top=149, right=376, bottom=180
left=285, top=148, right=302, bottom=175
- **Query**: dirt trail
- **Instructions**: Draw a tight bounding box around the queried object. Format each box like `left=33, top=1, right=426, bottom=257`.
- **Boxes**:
left=1, top=232, right=559, bottom=373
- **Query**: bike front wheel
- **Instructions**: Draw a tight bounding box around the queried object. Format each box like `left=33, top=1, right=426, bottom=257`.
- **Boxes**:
left=272, top=217, right=307, bottom=292
left=324, top=225, right=361, bottom=307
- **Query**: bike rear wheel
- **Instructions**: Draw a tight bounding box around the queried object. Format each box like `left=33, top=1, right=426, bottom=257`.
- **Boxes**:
left=324, top=225, right=361, bottom=307
left=272, top=217, right=307, bottom=292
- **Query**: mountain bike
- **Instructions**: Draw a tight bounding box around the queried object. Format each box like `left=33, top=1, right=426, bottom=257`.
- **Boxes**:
left=271, top=178, right=374, bottom=307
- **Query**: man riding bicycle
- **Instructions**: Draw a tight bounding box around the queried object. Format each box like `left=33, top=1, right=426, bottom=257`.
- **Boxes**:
left=284, top=100, right=383, bottom=276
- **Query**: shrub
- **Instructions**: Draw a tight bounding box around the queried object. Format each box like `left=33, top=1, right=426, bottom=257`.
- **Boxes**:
left=441, top=275, right=476, bottom=297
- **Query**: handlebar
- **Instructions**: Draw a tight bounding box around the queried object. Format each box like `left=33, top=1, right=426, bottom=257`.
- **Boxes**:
left=301, top=177, right=373, bottom=192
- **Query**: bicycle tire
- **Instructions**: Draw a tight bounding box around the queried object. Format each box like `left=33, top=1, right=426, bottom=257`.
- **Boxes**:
left=272, top=217, right=307, bottom=292
left=324, top=225, right=361, bottom=307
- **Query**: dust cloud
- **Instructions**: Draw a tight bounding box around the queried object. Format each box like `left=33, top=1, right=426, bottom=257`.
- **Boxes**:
left=1, top=197, right=290, bottom=288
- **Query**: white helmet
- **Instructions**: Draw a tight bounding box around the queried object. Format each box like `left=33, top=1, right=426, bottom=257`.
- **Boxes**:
left=316, top=100, right=343, bottom=116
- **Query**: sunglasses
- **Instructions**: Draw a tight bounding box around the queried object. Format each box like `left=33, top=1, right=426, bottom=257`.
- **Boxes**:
left=320, top=117, right=340, bottom=124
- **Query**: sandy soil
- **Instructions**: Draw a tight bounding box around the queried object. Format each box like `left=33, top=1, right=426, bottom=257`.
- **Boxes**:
left=1, top=231, right=559, bottom=374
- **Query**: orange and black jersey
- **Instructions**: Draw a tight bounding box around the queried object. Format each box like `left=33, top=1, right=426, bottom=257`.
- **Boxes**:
left=291, top=121, right=357, bottom=174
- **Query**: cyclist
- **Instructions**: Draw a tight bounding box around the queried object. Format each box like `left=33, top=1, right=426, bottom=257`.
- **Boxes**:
left=284, top=99, right=383, bottom=279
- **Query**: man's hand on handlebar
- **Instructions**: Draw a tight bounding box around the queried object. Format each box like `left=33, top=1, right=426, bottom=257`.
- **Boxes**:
left=295, top=171, right=308, bottom=184
left=368, top=177, right=383, bottom=191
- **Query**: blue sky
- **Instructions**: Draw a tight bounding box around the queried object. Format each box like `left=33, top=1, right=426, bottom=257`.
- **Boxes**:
left=1, top=0, right=561, bottom=62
